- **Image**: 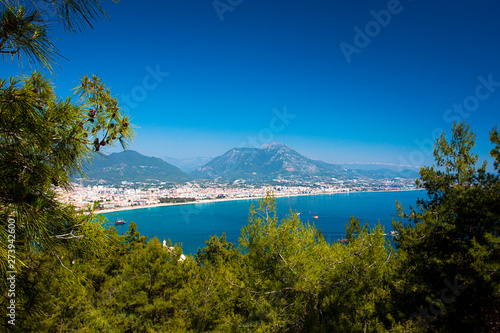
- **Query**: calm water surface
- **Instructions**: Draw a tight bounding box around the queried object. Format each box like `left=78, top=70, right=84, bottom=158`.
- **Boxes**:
left=103, top=190, right=425, bottom=255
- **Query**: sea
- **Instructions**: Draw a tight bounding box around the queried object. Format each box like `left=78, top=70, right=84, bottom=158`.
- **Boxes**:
left=103, top=190, right=425, bottom=256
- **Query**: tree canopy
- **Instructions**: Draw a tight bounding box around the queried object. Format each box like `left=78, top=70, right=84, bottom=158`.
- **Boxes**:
left=0, top=0, right=132, bottom=330
left=393, top=122, right=500, bottom=332
left=1, top=119, right=499, bottom=331
left=0, top=0, right=116, bottom=72
left=1, top=0, right=499, bottom=330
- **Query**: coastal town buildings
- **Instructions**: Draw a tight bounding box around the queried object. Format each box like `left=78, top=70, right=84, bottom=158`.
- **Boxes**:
left=55, top=179, right=416, bottom=212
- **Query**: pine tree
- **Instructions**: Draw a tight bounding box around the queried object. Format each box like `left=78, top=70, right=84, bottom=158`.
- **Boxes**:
left=393, top=122, right=500, bottom=332
left=1, top=0, right=114, bottom=72
left=0, top=1, right=132, bottom=330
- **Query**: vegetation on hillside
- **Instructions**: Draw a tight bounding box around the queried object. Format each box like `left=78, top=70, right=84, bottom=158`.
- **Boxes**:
left=80, top=150, right=193, bottom=185
left=1, top=122, right=499, bottom=332
left=0, top=0, right=499, bottom=331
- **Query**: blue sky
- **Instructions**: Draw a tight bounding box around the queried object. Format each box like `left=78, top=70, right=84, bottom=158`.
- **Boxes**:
left=2, top=0, right=500, bottom=169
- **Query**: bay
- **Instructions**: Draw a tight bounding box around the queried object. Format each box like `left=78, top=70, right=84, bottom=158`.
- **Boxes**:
left=103, top=190, right=425, bottom=256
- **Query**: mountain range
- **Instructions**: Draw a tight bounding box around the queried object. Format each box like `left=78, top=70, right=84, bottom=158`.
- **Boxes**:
left=79, top=150, right=192, bottom=184
left=78, top=143, right=418, bottom=185
left=191, top=142, right=418, bottom=182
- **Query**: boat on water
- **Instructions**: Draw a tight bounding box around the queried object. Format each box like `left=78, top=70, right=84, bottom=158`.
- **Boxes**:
left=115, top=218, right=126, bottom=225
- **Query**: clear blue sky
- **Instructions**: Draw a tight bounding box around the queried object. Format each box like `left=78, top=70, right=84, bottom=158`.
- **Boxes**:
left=2, top=0, right=500, bottom=169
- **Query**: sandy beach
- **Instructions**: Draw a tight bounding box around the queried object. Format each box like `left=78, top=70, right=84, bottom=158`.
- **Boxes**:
left=94, top=188, right=419, bottom=215
left=95, top=196, right=259, bottom=215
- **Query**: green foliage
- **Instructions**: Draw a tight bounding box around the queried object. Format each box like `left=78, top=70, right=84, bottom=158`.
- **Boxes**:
left=196, top=232, right=239, bottom=266
left=2, top=4, right=498, bottom=329
left=0, top=0, right=116, bottom=71
left=0, top=1, right=135, bottom=330
left=224, top=193, right=396, bottom=332
left=0, top=72, right=133, bottom=273
left=0, top=0, right=112, bottom=32
left=100, top=237, right=192, bottom=331
left=74, top=74, right=134, bottom=152
left=123, top=221, right=148, bottom=251
left=17, top=193, right=403, bottom=332
left=393, top=122, right=500, bottom=332
left=490, top=125, right=500, bottom=171
left=345, top=215, right=368, bottom=242
left=0, top=5, right=58, bottom=71
left=13, top=153, right=497, bottom=332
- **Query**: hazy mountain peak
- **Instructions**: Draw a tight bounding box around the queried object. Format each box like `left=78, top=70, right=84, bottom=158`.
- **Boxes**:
left=191, top=142, right=419, bottom=183
left=260, top=142, right=287, bottom=150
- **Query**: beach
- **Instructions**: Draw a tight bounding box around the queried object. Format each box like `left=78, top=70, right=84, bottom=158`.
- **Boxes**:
left=94, top=188, right=419, bottom=215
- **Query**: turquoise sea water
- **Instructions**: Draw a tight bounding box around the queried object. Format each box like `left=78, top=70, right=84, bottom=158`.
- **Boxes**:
left=103, top=190, right=425, bottom=256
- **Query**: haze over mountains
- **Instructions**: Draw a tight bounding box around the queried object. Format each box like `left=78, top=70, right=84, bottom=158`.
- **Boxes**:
left=192, top=142, right=418, bottom=182
left=338, top=163, right=421, bottom=172
left=162, top=156, right=213, bottom=173
left=78, top=142, right=418, bottom=185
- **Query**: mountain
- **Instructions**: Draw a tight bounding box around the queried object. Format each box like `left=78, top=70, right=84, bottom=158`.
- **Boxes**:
left=162, top=156, right=213, bottom=173
left=191, top=142, right=336, bottom=181
left=191, top=142, right=328, bottom=181
left=191, top=142, right=418, bottom=183
left=80, top=150, right=192, bottom=184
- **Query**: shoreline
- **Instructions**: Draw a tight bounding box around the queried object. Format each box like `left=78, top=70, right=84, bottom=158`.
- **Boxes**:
left=95, top=188, right=421, bottom=215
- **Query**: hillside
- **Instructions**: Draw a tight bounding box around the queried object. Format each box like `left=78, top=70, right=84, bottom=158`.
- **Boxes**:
left=80, top=150, right=192, bottom=184
left=192, top=142, right=418, bottom=182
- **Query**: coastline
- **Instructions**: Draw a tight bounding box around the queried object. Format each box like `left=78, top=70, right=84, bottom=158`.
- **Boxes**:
left=95, top=188, right=421, bottom=215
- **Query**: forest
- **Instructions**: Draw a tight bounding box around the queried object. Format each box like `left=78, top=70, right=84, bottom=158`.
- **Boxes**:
left=1, top=120, right=500, bottom=332
left=1, top=0, right=499, bottom=332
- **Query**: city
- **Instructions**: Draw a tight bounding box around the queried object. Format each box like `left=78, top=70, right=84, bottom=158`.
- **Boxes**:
left=56, top=177, right=417, bottom=212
